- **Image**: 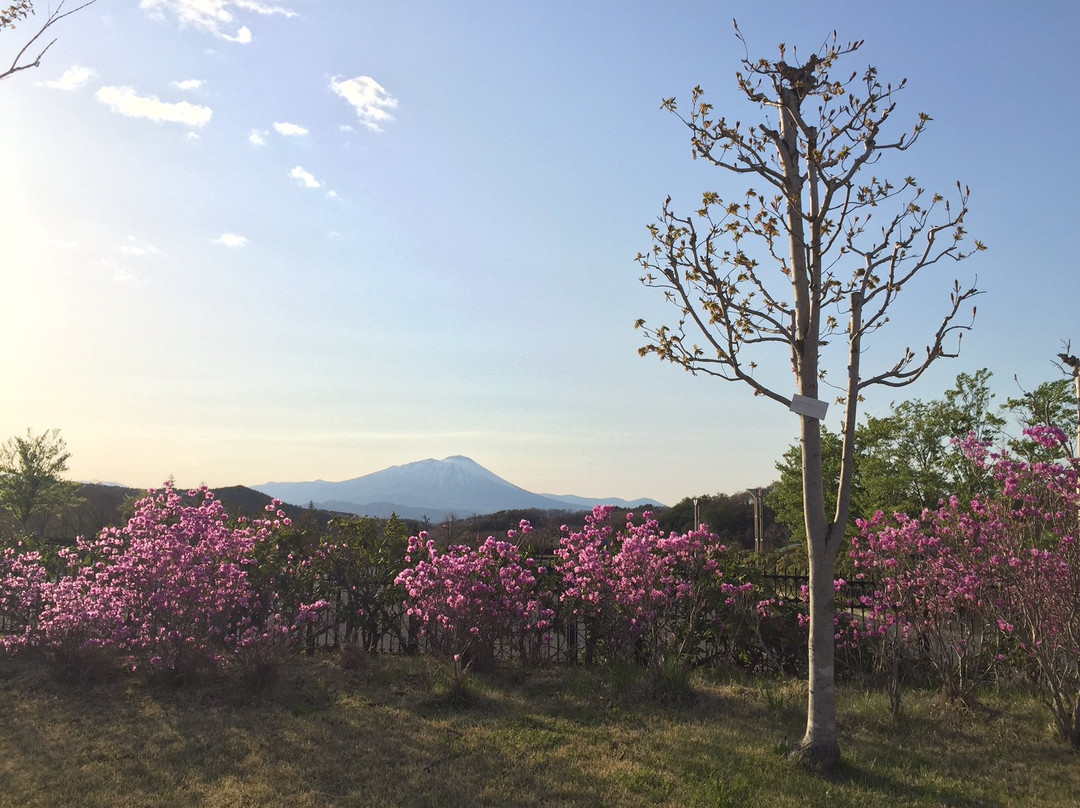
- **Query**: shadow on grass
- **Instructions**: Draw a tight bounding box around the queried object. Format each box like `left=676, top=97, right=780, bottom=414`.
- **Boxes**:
left=1, top=652, right=1078, bottom=807
left=0, top=652, right=624, bottom=807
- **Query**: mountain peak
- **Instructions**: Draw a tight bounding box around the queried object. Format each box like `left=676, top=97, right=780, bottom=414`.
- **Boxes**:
left=254, top=456, right=664, bottom=520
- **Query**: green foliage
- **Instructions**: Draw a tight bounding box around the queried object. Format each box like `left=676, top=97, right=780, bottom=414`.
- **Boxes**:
left=859, top=369, right=1003, bottom=513
left=768, top=371, right=1004, bottom=541
left=767, top=428, right=851, bottom=547
left=657, top=493, right=749, bottom=548
left=1004, top=377, right=1078, bottom=460
left=0, top=428, right=83, bottom=538
left=251, top=513, right=411, bottom=652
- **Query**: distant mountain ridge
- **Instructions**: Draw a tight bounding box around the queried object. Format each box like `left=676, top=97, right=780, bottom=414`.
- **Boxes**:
left=253, top=455, right=663, bottom=520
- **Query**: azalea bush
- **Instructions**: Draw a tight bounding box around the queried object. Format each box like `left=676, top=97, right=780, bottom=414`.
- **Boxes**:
left=395, top=521, right=555, bottom=674
left=856, top=427, right=1080, bottom=744
left=552, top=506, right=767, bottom=682
left=2, top=484, right=329, bottom=681
left=852, top=498, right=1002, bottom=705
left=979, top=427, right=1080, bottom=746
left=0, top=544, right=46, bottom=641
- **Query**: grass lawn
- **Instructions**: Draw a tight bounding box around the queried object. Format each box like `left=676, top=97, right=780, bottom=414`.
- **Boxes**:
left=0, top=651, right=1076, bottom=807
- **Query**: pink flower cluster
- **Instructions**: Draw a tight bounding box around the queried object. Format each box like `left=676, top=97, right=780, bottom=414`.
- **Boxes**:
left=394, top=520, right=554, bottom=669
left=1, top=483, right=328, bottom=677
left=855, top=428, right=1080, bottom=744
left=552, top=506, right=727, bottom=663
left=0, top=544, right=47, bottom=640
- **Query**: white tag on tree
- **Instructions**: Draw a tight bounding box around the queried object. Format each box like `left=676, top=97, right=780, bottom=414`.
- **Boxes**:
left=789, top=394, right=829, bottom=420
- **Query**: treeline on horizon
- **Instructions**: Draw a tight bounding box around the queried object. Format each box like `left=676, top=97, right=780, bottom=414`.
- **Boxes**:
left=1, top=366, right=1074, bottom=561
left=0, top=481, right=779, bottom=559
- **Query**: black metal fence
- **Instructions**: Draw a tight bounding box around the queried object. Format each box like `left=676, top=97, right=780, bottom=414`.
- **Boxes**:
left=1, top=570, right=878, bottom=672
left=307, top=573, right=878, bottom=669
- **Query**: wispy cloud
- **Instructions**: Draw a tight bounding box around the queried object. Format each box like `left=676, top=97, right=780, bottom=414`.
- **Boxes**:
left=330, top=76, right=397, bottom=132
left=273, top=121, right=308, bottom=136
left=236, top=1, right=298, bottom=18
left=97, top=85, right=212, bottom=127
left=45, top=65, right=96, bottom=91
left=248, top=128, right=267, bottom=146
left=119, top=236, right=161, bottom=256
left=213, top=233, right=248, bottom=247
left=99, top=258, right=138, bottom=283
left=289, top=166, right=323, bottom=189
left=172, top=78, right=204, bottom=91
left=139, top=0, right=297, bottom=43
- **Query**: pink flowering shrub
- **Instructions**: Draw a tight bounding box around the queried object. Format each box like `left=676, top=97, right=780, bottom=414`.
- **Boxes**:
left=977, top=427, right=1080, bottom=746
left=554, top=506, right=733, bottom=672
left=719, top=575, right=806, bottom=676
left=856, top=428, right=1080, bottom=743
left=4, top=484, right=328, bottom=681
left=0, top=545, right=47, bottom=645
left=852, top=497, right=1001, bottom=704
left=395, top=521, right=555, bottom=673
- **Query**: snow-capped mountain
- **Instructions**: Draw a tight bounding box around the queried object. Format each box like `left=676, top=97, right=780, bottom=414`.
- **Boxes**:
left=253, top=455, right=662, bottom=520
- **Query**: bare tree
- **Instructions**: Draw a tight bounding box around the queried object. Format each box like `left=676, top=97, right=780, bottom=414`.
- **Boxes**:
left=635, top=28, right=982, bottom=767
left=1, top=0, right=95, bottom=83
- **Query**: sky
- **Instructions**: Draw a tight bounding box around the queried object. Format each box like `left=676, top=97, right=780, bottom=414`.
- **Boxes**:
left=0, top=0, right=1077, bottom=507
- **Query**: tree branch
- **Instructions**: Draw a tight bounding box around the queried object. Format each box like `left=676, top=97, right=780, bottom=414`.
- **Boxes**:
left=1, top=0, right=96, bottom=83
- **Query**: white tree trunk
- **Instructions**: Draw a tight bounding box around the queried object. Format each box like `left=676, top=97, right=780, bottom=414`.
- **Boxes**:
left=791, top=413, right=842, bottom=767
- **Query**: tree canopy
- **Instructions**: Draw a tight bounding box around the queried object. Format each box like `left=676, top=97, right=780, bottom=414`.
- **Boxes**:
left=0, top=428, right=83, bottom=536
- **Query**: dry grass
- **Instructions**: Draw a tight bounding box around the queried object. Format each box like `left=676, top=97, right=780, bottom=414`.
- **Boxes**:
left=0, top=651, right=1076, bottom=807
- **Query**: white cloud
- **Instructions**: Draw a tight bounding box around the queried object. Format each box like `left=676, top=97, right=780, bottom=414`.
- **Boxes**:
left=139, top=0, right=296, bottom=43
left=248, top=128, right=267, bottom=146
left=97, top=85, right=212, bottom=127
left=214, top=233, right=248, bottom=247
left=222, top=25, right=252, bottom=44
left=172, top=78, right=204, bottom=91
left=236, top=1, right=298, bottom=17
left=273, top=121, right=308, bottom=136
left=99, top=258, right=138, bottom=283
left=119, top=236, right=161, bottom=256
left=45, top=65, right=96, bottom=91
left=289, top=166, right=323, bottom=189
left=330, top=76, right=397, bottom=132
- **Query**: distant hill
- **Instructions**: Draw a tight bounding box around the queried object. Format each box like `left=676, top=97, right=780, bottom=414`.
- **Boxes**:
left=19, top=484, right=352, bottom=546
left=253, top=456, right=664, bottom=520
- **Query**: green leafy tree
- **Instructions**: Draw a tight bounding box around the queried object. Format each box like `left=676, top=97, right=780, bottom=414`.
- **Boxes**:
left=768, top=427, right=852, bottom=547
left=859, top=369, right=1003, bottom=513
left=1004, top=376, right=1078, bottom=461
left=0, top=428, right=83, bottom=536
left=657, top=491, right=778, bottom=550
left=635, top=30, right=981, bottom=767
left=770, top=371, right=1003, bottom=543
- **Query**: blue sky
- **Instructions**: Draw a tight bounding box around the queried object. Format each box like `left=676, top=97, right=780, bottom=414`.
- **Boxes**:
left=0, top=0, right=1076, bottom=506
